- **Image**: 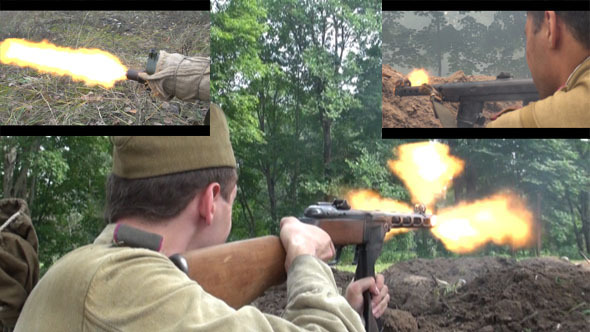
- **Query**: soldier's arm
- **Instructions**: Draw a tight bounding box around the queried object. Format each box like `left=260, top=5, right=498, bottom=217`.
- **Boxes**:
left=85, top=251, right=364, bottom=332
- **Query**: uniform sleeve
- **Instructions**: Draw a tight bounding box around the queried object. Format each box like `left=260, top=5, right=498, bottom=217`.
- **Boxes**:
left=487, top=77, right=590, bottom=128
left=486, top=108, right=525, bottom=128
left=280, top=255, right=365, bottom=331
left=83, top=250, right=364, bottom=332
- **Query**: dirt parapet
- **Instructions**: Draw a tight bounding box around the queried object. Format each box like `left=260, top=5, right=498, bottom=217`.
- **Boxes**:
left=382, top=64, right=524, bottom=128
left=253, top=257, right=590, bottom=331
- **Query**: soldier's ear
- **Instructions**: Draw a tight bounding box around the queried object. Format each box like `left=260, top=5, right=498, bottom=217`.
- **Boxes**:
left=545, top=11, right=560, bottom=50
left=197, top=183, right=221, bottom=226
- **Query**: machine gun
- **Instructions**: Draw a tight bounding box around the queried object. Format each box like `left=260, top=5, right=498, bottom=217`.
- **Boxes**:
left=300, top=200, right=433, bottom=331
left=394, top=73, right=539, bottom=127
left=175, top=199, right=433, bottom=332
left=125, top=49, right=160, bottom=84
left=124, top=48, right=210, bottom=103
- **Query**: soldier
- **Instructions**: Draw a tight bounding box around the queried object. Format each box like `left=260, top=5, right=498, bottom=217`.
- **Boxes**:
left=487, top=11, right=589, bottom=128
left=14, top=107, right=389, bottom=331
left=0, top=199, right=38, bottom=332
left=127, top=50, right=211, bottom=124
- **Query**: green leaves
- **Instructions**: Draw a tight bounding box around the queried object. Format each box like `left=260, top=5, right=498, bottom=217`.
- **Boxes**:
left=211, top=0, right=267, bottom=97
left=1, top=136, right=111, bottom=275
left=212, top=0, right=382, bottom=239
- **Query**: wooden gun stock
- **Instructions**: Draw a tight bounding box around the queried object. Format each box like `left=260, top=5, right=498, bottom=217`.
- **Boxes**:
left=182, top=201, right=426, bottom=332
left=181, top=220, right=366, bottom=309
left=183, top=235, right=286, bottom=309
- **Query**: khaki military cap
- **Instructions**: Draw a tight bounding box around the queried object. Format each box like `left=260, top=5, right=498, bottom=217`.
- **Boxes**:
left=112, top=104, right=236, bottom=179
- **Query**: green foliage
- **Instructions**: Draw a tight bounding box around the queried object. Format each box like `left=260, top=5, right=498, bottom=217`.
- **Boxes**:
left=212, top=0, right=382, bottom=238
left=2, top=7, right=588, bottom=277
left=2, top=139, right=588, bottom=274
left=1, top=136, right=111, bottom=275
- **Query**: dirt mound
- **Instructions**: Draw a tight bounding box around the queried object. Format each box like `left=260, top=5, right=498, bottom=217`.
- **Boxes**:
left=253, top=257, right=590, bottom=331
left=382, top=65, right=523, bottom=128
left=382, top=257, right=590, bottom=331
left=382, top=256, right=515, bottom=314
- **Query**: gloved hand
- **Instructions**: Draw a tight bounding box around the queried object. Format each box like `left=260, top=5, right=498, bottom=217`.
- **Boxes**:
left=137, top=50, right=210, bottom=102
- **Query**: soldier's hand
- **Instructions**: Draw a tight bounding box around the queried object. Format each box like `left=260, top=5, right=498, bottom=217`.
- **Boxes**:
left=345, top=274, right=390, bottom=319
left=137, top=72, right=168, bottom=101
left=279, top=217, right=335, bottom=272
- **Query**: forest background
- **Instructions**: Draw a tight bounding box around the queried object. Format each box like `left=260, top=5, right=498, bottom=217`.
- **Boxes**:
left=2, top=137, right=588, bottom=275
left=383, top=11, right=531, bottom=78
left=1, top=2, right=589, bottom=274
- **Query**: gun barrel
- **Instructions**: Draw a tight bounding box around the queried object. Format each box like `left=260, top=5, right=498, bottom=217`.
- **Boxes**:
left=303, top=202, right=433, bottom=245
left=394, top=85, right=437, bottom=97
left=390, top=213, right=433, bottom=228
left=126, top=69, right=146, bottom=84
left=395, top=79, right=539, bottom=103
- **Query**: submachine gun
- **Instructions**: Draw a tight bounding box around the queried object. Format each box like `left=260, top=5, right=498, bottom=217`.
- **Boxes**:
left=394, top=73, right=539, bottom=127
left=125, top=49, right=160, bottom=84
left=300, top=200, right=433, bottom=332
left=174, top=199, right=434, bottom=332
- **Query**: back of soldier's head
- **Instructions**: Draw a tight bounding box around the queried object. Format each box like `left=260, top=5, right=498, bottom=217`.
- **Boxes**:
left=105, top=105, right=238, bottom=224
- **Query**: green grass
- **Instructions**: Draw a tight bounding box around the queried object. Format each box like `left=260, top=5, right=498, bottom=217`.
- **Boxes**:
left=333, top=262, right=391, bottom=274
left=0, top=11, right=210, bottom=125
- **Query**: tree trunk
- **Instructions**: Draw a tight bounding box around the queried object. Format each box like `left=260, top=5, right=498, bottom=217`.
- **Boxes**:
left=322, top=115, right=332, bottom=172
left=3, top=145, right=17, bottom=197
left=452, top=173, right=462, bottom=203
left=436, top=19, right=442, bottom=77
left=464, top=164, right=477, bottom=200
left=566, top=190, right=584, bottom=252
left=265, top=170, right=278, bottom=226
left=580, top=190, right=590, bottom=253
left=319, top=108, right=332, bottom=201
left=535, top=191, right=542, bottom=256
left=2, top=138, right=42, bottom=200
left=238, top=193, right=257, bottom=237
left=287, top=82, right=302, bottom=211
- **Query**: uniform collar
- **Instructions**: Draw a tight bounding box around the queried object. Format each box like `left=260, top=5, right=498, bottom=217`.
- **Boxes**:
left=560, top=56, right=590, bottom=91
left=94, top=223, right=118, bottom=245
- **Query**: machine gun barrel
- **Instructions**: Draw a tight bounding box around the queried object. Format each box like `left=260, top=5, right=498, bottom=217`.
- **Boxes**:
left=395, top=78, right=539, bottom=103
left=126, top=69, right=146, bottom=84
left=301, top=200, right=433, bottom=246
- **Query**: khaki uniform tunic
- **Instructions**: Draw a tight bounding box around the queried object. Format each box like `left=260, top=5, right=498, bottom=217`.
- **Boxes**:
left=15, top=225, right=364, bottom=331
left=487, top=58, right=590, bottom=128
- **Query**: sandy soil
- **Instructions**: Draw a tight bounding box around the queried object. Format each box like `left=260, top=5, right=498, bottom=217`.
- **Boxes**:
left=382, top=65, right=524, bottom=128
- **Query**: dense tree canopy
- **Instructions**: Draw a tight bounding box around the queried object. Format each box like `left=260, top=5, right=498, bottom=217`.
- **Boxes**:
left=1, top=136, right=111, bottom=273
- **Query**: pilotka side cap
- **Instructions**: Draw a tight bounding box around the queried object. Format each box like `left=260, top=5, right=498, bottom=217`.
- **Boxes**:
left=111, top=105, right=236, bottom=179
